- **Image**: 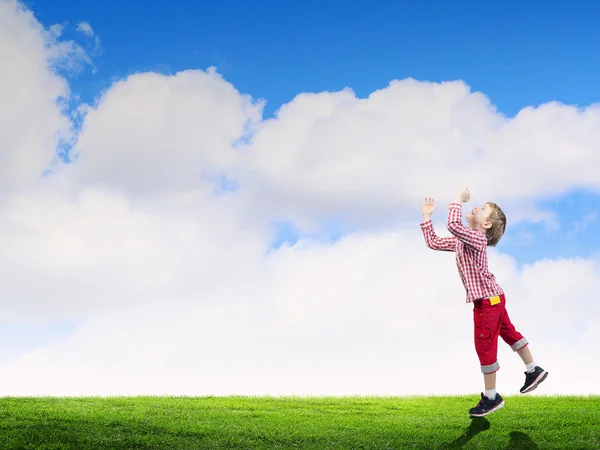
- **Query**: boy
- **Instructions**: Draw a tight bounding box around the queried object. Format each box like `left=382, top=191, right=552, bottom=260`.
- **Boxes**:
left=419, top=188, right=548, bottom=417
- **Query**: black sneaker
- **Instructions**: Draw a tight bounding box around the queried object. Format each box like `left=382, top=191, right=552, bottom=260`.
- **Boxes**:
left=469, top=392, right=505, bottom=417
left=520, top=366, right=548, bottom=394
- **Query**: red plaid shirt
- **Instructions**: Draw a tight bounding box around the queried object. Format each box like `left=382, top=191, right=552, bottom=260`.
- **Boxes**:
left=420, top=202, right=504, bottom=303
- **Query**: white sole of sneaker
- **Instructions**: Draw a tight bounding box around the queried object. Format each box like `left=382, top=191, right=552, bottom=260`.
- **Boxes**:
left=521, top=371, right=548, bottom=394
left=470, top=399, right=505, bottom=417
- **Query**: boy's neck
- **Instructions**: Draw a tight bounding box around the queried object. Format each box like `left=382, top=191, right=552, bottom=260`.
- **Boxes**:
left=469, top=224, right=486, bottom=233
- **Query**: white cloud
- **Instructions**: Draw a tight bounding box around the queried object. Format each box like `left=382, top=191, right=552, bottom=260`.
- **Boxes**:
left=76, top=21, right=101, bottom=56
left=65, top=68, right=263, bottom=197
left=0, top=0, right=73, bottom=192
left=234, top=82, right=600, bottom=233
left=49, top=23, right=64, bottom=38
left=1, top=231, right=598, bottom=396
left=42, top=20, right=95, bottom=75
left=0, top=182, right=267, bottom=323
left=0, top=0, right=599, bottom=398
left=76, top=21, right=94, bottom=37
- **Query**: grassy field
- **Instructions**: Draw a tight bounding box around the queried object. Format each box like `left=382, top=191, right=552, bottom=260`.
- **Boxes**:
left=0, top=395, right=598, bottom=449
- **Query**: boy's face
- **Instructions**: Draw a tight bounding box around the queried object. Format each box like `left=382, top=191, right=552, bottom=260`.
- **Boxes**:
left=466, top=202, right=492, bottom=230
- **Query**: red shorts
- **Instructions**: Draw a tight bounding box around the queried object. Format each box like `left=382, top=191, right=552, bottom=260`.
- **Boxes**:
left=473, top=293, right=528, bottom=374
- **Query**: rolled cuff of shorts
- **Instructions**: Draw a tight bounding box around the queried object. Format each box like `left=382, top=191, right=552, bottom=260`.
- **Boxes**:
left=510, top=338, right=528, bottom=351
left=481, top=361, right=500, bottom=374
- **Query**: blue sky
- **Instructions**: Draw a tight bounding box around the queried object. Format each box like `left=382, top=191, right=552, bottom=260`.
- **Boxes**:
left=504, top=190, right=600, bottom=264
left=29, top=0, right=600, bottom=118
left=26, top=0, right=600, bottom=262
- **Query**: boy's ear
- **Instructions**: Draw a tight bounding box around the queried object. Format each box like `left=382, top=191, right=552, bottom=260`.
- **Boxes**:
left=482, top=221, right=492, bottom=230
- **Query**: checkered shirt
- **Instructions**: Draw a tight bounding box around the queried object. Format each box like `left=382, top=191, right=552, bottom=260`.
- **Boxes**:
left=420, top=202, right=504, bottom=303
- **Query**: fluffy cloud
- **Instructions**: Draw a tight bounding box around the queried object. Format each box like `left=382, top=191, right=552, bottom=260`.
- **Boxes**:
left=0, top=0, right=598, bottom=397
left=235, top=82, right=600, bottom=232
left=65, top=69, right=262, bottom=197
left=0, top=0, right=72, bottom=192
left=0, top=185, right=265, bottom=323
left=1, top=231, right=598, bottom=396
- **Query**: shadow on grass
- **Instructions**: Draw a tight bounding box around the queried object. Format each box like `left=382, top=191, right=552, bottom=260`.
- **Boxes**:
left=441, top=417, right=490, bottom=449
left=441, top=419, right=540, bottom=450
left=506, top=431, right=539, bottom=450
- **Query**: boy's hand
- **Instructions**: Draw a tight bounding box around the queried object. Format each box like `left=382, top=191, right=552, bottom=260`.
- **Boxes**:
left=456, top=188, right=470, bottom=203
left=421, top=197, right=435, bottom=219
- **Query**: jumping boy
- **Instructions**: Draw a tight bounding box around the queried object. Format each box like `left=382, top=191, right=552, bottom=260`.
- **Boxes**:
left=419, top=188, right=548, bottom=417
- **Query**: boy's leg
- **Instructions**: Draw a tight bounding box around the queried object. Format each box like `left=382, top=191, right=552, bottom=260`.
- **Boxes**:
left=499, top=307, right=548, bottom=393
left=484, top=372, right=496, bottom=390
left=473, top=301, right=502, bottom=378
left=498, top=308, right=528, bottom=352
left=516, top=345, right=533, bottom=366
left=484, top=371, right=496, bottom=395
left=470, top=299, right=505, bottom=417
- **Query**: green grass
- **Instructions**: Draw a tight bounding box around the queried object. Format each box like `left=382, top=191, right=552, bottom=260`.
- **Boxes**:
left=0, top=395, right=598, bottom=449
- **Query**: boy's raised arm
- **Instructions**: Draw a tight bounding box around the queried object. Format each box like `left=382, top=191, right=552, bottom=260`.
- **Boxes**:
left=420, top=197, right=457, bottom=252
left=446, top=188, right=487, bottom=250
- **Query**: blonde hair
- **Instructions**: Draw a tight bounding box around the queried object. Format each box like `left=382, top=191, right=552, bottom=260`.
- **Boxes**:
left=485, top=202, right=506, bottom=247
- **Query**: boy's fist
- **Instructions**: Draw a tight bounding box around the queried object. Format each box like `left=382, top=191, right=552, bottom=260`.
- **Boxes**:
left=457, top=188, right=470, bottom=203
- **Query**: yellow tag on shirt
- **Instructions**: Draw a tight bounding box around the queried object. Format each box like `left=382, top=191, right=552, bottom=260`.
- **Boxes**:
left=489, top=296, right=501, bottom=305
